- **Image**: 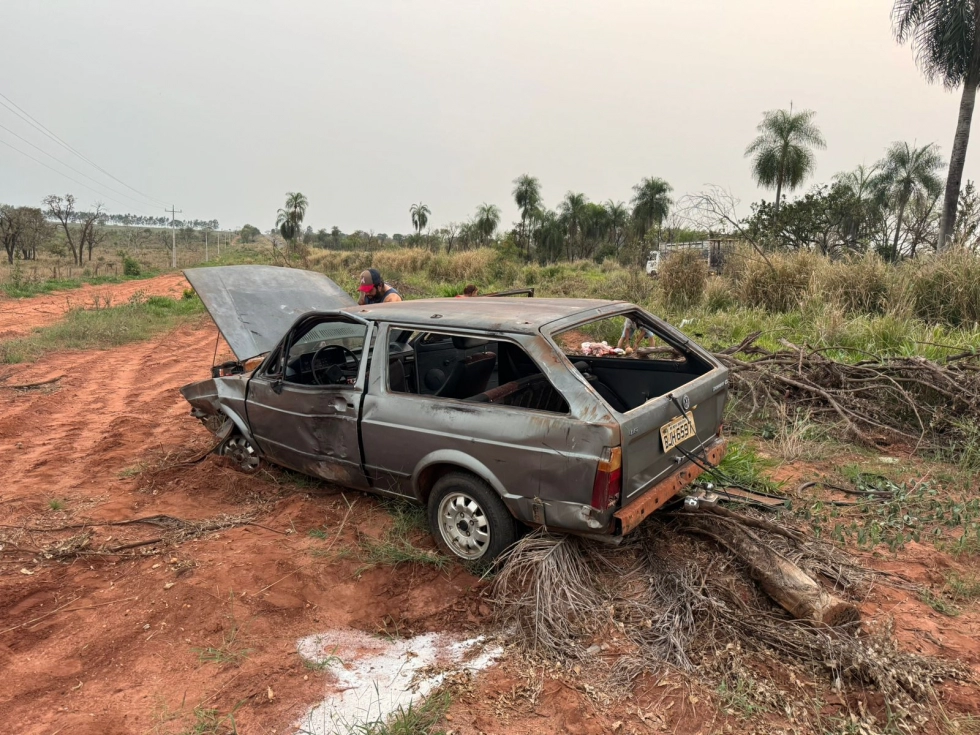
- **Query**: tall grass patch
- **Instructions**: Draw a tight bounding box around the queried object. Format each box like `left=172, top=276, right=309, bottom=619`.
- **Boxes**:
left=732, top=250, right=818, bottom=312
left=811, top=252, right=892, bottom=315
left=0, top=293, right=204, bottom=364
left=903, top=248, right=980, bottom=327
left=659, top=250, right=708, bottom=308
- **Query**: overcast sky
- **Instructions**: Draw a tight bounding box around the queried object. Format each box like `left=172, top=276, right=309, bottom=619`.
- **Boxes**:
left=0, top=0, right=970, bottom=234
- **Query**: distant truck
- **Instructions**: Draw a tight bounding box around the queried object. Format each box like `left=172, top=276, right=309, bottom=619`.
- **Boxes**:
left=646, top=239, right=736, bottom=277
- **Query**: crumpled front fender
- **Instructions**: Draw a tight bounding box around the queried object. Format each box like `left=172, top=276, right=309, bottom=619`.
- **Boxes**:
left=180, top=376, right=256, bottom=446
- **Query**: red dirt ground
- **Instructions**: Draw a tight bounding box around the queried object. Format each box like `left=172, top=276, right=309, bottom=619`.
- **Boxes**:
left=0, top=273, right=190, bottom=340
left=1, top=277, right=979, bottom=734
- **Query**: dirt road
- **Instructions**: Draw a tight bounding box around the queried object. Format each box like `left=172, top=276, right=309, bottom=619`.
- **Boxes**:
left=0, top=273, right=190, bottom=340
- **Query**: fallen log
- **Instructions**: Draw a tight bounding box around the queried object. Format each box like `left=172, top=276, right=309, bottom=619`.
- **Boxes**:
left=681, top=509, right=860, bottom=628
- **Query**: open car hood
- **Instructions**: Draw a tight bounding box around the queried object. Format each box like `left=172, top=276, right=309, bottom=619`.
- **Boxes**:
left=183, top=265, right=356, bottom=361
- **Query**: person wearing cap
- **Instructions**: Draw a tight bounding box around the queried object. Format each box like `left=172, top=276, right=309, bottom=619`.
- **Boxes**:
left=357, top=268, right=402, bottom=305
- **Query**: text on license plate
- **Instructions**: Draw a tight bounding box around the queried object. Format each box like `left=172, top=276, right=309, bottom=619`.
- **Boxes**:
left=660, top=411, right=696, bottom=452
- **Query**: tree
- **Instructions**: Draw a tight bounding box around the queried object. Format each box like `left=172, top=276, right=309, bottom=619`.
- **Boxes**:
left=534, top=209, right=566, bottom=263
left=954, top=180, right=980, bottom=249
left=512, top=174, right=542, bottom=257
left=331, top=226, right=342, bottom=249
left=43, top=195, right=104, bottom=265
left=410, top=202, right=430, bottom=236
left=605, top=201, right=629, bottom=250
left=276, top=191, right=308, bottom=254
left=631, top=177, right=673, bottom=242
left=745, top=108, right=826, bottom=215
left=876, top=141, right=945, bottom=261
left=559, top=192, right=588, bottom=260
left=893, top=0, right=980, bottom=248
left=474, top=203, right=500, bottom=245
left=240, top=224, right=261, bottom=243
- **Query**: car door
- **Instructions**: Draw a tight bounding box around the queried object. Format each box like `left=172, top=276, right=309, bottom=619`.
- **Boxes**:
left=245, top=313, right=372, bottom=489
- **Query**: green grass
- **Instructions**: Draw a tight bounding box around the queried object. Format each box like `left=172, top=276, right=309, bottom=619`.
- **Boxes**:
left=177, top=704, right=241, bottom=735
left=1, top=272, right=151, bottom=299
left=710, top=441, right=782, bottom=495
left=358, top=536, right=448, bottom=571
left=358, top=690, right=451, bottom=735
left=307, top=527, right=329, bottom=540
left=716, top=677, right=769, bottom=719
left=48, top=498, right=66, bottom=511
left=0, top=294, right=205, bottom=364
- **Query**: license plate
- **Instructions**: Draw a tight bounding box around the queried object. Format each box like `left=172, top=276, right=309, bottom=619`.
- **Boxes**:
left=660, top=411, right=696, bottom=452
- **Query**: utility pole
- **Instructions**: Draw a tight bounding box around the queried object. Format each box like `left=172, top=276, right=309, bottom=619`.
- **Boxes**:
left=166, top=205, right=182, bottom=269
left=205, top=229, right=209, bottom=263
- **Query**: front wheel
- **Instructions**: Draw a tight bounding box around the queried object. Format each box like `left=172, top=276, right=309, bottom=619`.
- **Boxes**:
left=427, top=472, right=516, bottom=563
left=220, top=434, right=260, bottom=473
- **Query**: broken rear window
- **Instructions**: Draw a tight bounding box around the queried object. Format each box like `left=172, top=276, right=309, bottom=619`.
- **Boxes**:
left=552, top=312, right=709, bottom=413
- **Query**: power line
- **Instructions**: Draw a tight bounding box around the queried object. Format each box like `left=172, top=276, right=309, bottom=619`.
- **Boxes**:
left=0, top=90, right=170, bottom=208
left=0, top=122, right=166, bottom=213
left=0, top=137, right=157, bottom=216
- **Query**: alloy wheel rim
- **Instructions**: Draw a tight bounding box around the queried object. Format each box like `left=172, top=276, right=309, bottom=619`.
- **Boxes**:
left=225, top=436, right=259, bottom=471
left=437, top=491, right=490, bottom=560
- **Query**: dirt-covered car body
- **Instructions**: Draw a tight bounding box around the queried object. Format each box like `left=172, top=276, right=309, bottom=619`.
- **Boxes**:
left=181, top=266, right=728, bottom=558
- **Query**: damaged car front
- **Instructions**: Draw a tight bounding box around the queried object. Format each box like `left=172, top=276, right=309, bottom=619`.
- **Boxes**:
left=180, top=265, right=358, bottom=470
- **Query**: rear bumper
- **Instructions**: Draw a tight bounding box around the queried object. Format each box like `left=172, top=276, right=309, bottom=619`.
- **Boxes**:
left=614, top=438, right=727, bottom=535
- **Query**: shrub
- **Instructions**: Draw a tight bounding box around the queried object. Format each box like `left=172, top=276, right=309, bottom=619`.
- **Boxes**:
left=904, top=248, right=980, bottom=327
left=811, top=252, right=891, bottom=315
left=659, top=250, right=708, bottom=308
left=704, top=276, right=736, bottom=312
left=734, top=250, right=818, bottom=312
left=122, top=255, right=142, bottom=277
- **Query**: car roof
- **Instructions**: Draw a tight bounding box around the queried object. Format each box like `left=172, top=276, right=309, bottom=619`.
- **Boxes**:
left=342, top=297, right=630, bottom=334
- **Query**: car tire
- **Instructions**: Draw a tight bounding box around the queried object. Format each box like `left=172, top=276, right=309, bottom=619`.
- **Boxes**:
left=219, top=434, right=261, bottom=473
left=428, top=472, right=516, bottom=563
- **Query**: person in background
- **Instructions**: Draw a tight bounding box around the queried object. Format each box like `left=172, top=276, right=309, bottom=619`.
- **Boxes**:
left=617, top=317, right=655, bottom=350
left=357, top=268, right=402, bottom=305
left=462, top=284, right=478, bottom=297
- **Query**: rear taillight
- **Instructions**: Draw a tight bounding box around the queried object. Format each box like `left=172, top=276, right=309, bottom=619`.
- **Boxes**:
left=591, top=447, right=622, bottom=510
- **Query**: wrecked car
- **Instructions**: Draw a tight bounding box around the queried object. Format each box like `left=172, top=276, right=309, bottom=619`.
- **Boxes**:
left=181, top=265, right=729, bottom=562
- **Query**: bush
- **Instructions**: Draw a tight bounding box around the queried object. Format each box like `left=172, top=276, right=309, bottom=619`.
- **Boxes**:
left=734, top=250, right=818, bottom=312
left=659, top=250, right=708, bottom=308
left=122, top=255, right=142, bottom=277
left=904, top=248, right=980, bottom=326
left=811, top=252, right=891, bottom=315
left=704, top=276, right=736, bottom=312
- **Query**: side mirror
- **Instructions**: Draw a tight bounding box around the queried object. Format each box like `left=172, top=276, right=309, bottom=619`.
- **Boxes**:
left=273, top=375, right=284, bottom=395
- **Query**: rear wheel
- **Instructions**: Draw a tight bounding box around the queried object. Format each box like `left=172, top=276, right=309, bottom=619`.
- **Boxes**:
left=428, top=472, right=516, bottom=563
left=220, top=434, right=260, bottom=473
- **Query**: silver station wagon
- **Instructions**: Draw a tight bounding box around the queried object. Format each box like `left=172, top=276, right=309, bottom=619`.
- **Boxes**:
left=181, top=265, right=729, bottom=562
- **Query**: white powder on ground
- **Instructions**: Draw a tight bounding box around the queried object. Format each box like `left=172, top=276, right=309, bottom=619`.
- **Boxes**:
left=293, top=628, right=501, bottom=735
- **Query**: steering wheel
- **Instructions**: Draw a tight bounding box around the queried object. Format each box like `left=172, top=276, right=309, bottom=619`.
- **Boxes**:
left=311, top=345, right=359, bottom=385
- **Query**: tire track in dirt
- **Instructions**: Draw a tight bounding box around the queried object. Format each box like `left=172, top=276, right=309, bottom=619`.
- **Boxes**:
left=0, top=272, right=191, bottom=340
left=0, top=320, right=229, bottom=512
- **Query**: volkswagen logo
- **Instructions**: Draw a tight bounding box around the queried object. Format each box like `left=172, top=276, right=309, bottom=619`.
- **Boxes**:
left=681, top=395, right=690, bottom=411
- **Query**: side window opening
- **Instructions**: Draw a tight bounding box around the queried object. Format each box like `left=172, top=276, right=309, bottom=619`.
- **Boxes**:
left=282, top=319, right=367, bottom=386
left=553, top=312, right=710, bottom=413
left=387, top=330, right=569, bottom=414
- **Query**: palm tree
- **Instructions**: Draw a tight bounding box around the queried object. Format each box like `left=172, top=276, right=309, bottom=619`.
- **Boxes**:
left=893, top=0, right=980, bottom=248
left=276, top=191, right=308, bottom=252
left=605, top=200, right=629, bottom=249
left=630, top=178, right=673, bottom=242
left=745, top=108, right=826, bottom=214
left=534, top=209, right=566, bottom=263
left=876, top=142, right=945, bottom=261
left=474, top=203, right=500, bottom=245
left=410, top=202, right=431, bottom=236
left=559, top=192, right=588, bottom=259
left=512, top=174, right=542, bottom=257
left=833, top=164, right=885, bottom=248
